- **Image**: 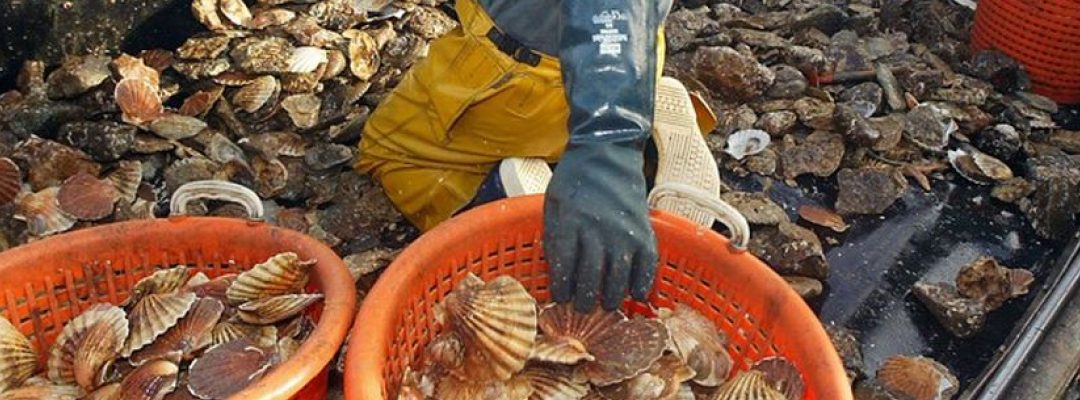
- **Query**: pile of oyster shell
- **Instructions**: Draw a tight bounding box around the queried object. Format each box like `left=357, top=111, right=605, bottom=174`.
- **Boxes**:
left=398, top=274, right=806, bottom=400
left=913, top=256, right=1034, bottom=338
left=0, top=252, right=321, bottom=399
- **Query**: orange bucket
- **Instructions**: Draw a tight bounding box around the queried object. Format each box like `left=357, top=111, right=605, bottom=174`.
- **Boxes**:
left=0, top=216, right=356, bottom=399
left=971, top=0, right=1080, bottom=104
left=344, top=195, right=851, bottom=400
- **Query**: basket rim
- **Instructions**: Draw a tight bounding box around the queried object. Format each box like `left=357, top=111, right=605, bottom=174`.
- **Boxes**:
left=0, top=216, right=356, bottom=400
left=343, top=195, right=851, bottom=400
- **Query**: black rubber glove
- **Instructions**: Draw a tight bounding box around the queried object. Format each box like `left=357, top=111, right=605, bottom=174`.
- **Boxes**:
left=544, top=0, right=669, bottom=312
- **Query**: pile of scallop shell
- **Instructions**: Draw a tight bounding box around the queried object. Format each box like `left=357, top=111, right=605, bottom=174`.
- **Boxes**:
left=398, top=274, right=806, bottom=400
left=0, top=252, right=320, bottom=399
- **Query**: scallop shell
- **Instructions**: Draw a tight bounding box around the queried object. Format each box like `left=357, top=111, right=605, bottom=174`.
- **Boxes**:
left=185, top=272, right=211, bottom=288
left=751, top=357, right=805, bottom=400
left=106, top=160, right=143, bottom=205
left=188, top=338, right=276, bottom=399
left=236, top=294, right=322, bottom=325
left=713, top=370, right=787, bottom=400
left=948, top=149, right=1012, bottom=185
left=85, top=382, right=120, bottom=400
left=434, top=374, right=534, bottom=400
left=56, top=172, right=118, bottom=221
left=0, top=317, right=37, bottom=393
left=225, top=252, right=314, bottom=304
left=212, top=71, right=259, bottom=87
left=184, top=274, right=236, bottom=303
left=0, top=384, right=80, bottom=400
left=112, top=54, right=160, bottom=86
left=0, top=157, right=23, bottom=206
left=130, top=298, right=224, bottom=366
left=115, top=78, right=163, bottom=126
left=423, top=332, right=465, bottom=370
left=530, top=335, right=594, bottom=365
left=287, top=47, right=328, bottom=75
left=579, top=317, right=670, bottom=386
left=149, top=114, right=209, bottom=141
left=232, top=75, right=280, bottom=114
left=520, top=366, right=588, bottom=400
left=280, top=94, right=321, bottom=129
left=597, top=353, right=694, bottom=400
left=658, top=304, right=732, bottom=387
left=219, top=0, right=253, bottom=28
left=208, top=320, right=261, bottom=347
left=876, top=355, right=958, bottom=400
left=442, top=275, right=538, bottom=382
left=15, top=187, right=77, bottom=237
left=725, top=129, right=772, bottom=160
left=537, top=303, right=627, bottom=344
left=797, top=205, right=849, bottom=233
left=347, top=31, right=379, bottom=80
left=139, top=49, right=175, bottom=72
left=971, top=152, right=1013, bottom=181
left=252, top=8, right=297, bottom=29
left=178, top=87, right=224, bottom=117
left=1008, top=268, right=1035, bottom=298
left=48, top=304, right=127, bottom=385
left=117, top=360, right=179, bottom=400
left=124, top=292, right=198, bottom=356
left=125, top=266, right=192, bottom=307
left=72, top=319, right=126, bottom=391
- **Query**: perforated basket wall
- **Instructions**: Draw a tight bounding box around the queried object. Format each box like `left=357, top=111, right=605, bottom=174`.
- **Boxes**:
left=345, top=195, right=851, bottom=400
left=971, top=0, right=1080, bottom=104
left=0, top=217, right=356, bottom=400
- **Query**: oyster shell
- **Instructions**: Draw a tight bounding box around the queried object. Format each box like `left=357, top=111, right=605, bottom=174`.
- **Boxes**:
left=323, top=50, right=347, bottom=80
left=834, top=167, right=907, bottom=215
left=252, top=8, right=297, bottom=29
left=529, top=335, right=594, bottom=365
left=751, top=357, right=805, bottom=400
left=347, top=31, right=380, bottom=80
left=57, top=172, right=119, bottom=221
left=913, top=281, right=987, bottom=339
left=130, top=298, right=224, bottom=365
left=225, top=252, right=314, bottom=304
left=106, top=160, right=143, bottom=205
left=441, top=275, right=537, bottom=382
left=117, top=360, right=179, bottom=400
left=0, top=316, right=37, bottom=393
left=876, top=355, right=958, bottom=400
left=713, top=370, right=787, bottom=400
left=0, top=157, right=23, bottom=206
left=176, top=37, right=232, bottom=60
left=115, top=78, right=163, bottom=126
left=658, top=304, right=731, bottom=387
left=191, top=0, right=226, bottom=31
left=955, top=257, right=1029, bottom=311
left=187, top=338, right=277, bottom=399
left=725, top=129, right=771, bottom=160
left=280, top=94, right=321, bottom=129
left=149, top=114, right=209, bottom=141
left=287, top=47, right=328, bottom=75
left=230, top=37, right=292, bottom=74
left=124, top=292, right=198, bottom=356
left=232, top=75, right=280, bottom=114
left=237, top=293, right=322, bottom=325
left=947, top=149, right=1013, bottom=185
left=797, top=205, right=849, bottom=232
left=46, top=55, right=111, bottom=99
left=219, top=0, right=253, bottom=28
left=48, top=304, right=127, bottom=385
left=126, top=266, right=192, bottom=307
left=15, top=187, right=77, bottom=237
left=72, top=318, right=128, bottom=390
left=519, top=366, right=587, bottom=400
left=0, top=384, right=80, bottom=399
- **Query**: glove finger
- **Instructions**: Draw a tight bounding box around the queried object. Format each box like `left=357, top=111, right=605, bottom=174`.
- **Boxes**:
left=629, top=241, right=660, bottom=301
left=573, top=235, right=606, bottom=313
left=544, top=212, right=576, bottom=304
left=601, top=245, right=634, bottom=311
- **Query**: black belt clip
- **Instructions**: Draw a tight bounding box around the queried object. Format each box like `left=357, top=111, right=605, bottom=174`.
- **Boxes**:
left=486, top=27, right=541, bottom=67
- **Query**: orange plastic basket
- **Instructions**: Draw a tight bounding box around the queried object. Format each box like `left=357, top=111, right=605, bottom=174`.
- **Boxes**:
left=344, top=195, right=851, bottom=400
left=0, top=216, right=356, bottom=399
left=971, top=0, right=1080, bottom=104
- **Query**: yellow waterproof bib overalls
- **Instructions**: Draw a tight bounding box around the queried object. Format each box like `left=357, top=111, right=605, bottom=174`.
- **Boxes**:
left=356, top=0, right=665, bottom=231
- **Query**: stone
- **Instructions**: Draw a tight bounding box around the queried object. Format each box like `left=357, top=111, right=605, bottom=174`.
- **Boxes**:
left=835, top=167, right=907, bottom=215
left=58, top=121, right=136, bottom=162
left=913, top=281, right=988, bottom=338
left=825, top=324, right=864, bottom=382
left=693, top=46, right=775, bottom=103
left=748, top=221, right=829, bottom=279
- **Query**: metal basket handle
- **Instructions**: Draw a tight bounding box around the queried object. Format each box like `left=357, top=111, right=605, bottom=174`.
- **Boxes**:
left=169, top=180, right=264, bottom=219
left=648, top=182, right=751, bottom=250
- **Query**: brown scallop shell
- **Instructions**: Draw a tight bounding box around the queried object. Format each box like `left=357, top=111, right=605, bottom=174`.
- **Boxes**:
left=232, top=75, right=279, bottom=114
left=15, top=187, right=77, bottom=237
left=530, top=335, right=594, bottom=365
left=117, top=360, right=179, bottom=400
left=47, top=304, right=128, bottom=385
left=57, top=172, right=119, bottom=221
left=125, top=266, right=192, bottom=307
left=178, top=87, right=224, bottom=117
left=519, top=366, right=588, bottom=400
left=280, top=94, right=321, bottom=129
left=218, top=0, right=253, bottom=28
left=112, top=54, right=160, bottom=86
left=713, top=370, right=787, bottom=400
left=85, top=382, right=121, bottom=400
left=658, top=304, right=732, bottom=387
left=212, top=71, right=259, bottom=87
left=225, top=252, right=313, bottom=305
left=797, top=205, right=849, bottom=232
left=115, top=78, right=163, bottom=126
left=237, top=294, right=322, bottom=325
left=184, top=274, right=236, bottom=303
left=434, top=373, right=534, bottom=400
left=0, top=383, right=81, bottom=399
left=73, top=318, right=129, bottom=391
left=442, top=275, right=538, bottom=382
left=0, top=316, right=37, bottom=393
left=148, top=114, right=209, bottom=141
left=751, top=357, right=805, bottom=400
left=347, top=31, right=379, bottom=80
left=579, top=317, right=670, bottom=387
left=208, top=320, right=262, bottom=347
left=876, top=355, right=958, bottom=400
left=596, top=353, right=695, bottom=400
left=1008, top=268, right=1035, bottom=298
left=184, top=272, right=210, bottom=288
left=187, top=337, right=277, bottom=399
left=139, top=49, right=175, bottom=72
left=124, top=292, right=198, bottom=357
left=130, top=298, right=225, bottom=366
left=106, top=160, right=142, bottom=205
left=0, top=157, right=22, bottom=206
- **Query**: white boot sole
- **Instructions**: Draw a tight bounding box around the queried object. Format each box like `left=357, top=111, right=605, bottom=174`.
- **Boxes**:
left=499, top=157, right=553, bottom=197
left=652, top=77, right=723, bottom=226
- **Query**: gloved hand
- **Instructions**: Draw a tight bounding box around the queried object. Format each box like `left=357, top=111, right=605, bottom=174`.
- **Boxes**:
left=544, top=0, right=670, bottom=312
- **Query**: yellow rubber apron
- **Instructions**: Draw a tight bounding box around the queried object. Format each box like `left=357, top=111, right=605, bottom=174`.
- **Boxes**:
left=356, top=0, right=665, bottom=231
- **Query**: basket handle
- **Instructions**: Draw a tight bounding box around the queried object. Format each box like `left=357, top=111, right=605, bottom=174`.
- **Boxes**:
left=169, top=180, right=264, bottom=219
left=648, top=182, right=751, bottom=250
